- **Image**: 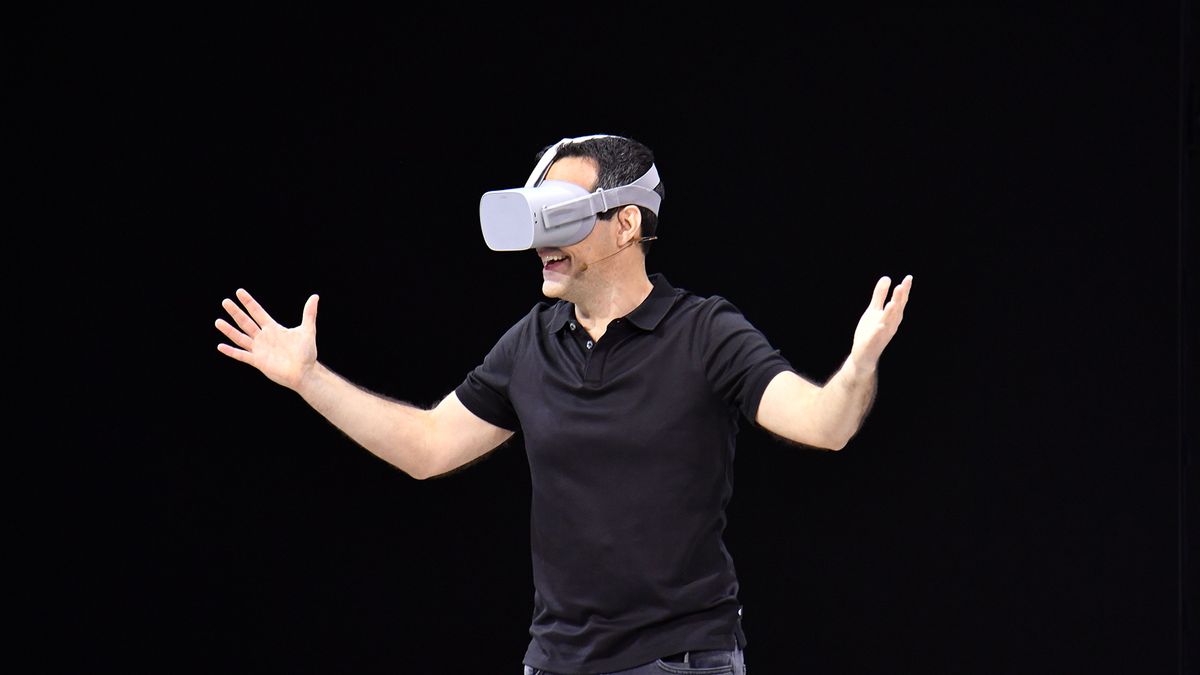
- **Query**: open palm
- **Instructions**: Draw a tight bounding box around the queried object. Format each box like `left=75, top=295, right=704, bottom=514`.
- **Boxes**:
left=215, top=288, right=320, bottom=391
left=850, top=275, right=913, bottom=369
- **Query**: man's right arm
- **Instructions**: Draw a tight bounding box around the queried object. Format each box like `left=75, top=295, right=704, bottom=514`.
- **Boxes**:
left=297, top=363, right=514, bottom=479
left=216, top=288, right=513, bottom=480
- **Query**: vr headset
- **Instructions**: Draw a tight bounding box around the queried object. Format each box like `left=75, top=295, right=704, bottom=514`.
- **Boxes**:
left=478, top=134, right=662, bottom=251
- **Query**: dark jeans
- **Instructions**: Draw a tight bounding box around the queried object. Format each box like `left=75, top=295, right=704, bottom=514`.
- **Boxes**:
left=523, top=644, right=747, bottom=675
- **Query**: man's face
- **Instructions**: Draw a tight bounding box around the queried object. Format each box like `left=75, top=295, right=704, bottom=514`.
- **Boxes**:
left=535, top=156, right=615, bottom=300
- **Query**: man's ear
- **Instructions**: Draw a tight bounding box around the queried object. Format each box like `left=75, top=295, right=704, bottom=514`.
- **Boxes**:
left=616, top=205, right=642, bottom=245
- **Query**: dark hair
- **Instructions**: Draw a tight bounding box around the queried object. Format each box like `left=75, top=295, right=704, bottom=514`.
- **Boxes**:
left=534, top=135, right=664, bottom=254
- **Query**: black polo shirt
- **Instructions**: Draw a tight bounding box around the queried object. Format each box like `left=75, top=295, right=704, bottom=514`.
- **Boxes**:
left=455, top=273, right=795, bottom=674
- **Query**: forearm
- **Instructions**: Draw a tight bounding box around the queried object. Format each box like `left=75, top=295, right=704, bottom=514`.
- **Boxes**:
left=758, top=274, right=908, bottom=450
left=294, top=361, right=439, bottom=478
left=811, top=357, right=878, bottom=450
left=757, top=358, right=878, bottom=451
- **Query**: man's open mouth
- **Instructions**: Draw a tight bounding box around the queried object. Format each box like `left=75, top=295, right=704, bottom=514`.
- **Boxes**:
left=541, top=253, right=569, bottom=273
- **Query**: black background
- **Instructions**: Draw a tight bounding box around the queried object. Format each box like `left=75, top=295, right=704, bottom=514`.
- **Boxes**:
left=31, top=3, right=1195, bottom=674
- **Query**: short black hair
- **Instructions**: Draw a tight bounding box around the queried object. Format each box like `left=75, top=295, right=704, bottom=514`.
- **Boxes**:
left=534, top=135, right=664, bottom=254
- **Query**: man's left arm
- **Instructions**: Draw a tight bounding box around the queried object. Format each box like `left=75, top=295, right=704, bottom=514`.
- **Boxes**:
left=756, top=275, right=913, bottom=451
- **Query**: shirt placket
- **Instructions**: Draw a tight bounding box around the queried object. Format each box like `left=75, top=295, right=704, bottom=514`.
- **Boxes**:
left=568, top=318, right=631, bottom=386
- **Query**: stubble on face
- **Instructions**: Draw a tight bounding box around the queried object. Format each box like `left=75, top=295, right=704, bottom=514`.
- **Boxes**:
left=538, top=221, right=610, bottom=301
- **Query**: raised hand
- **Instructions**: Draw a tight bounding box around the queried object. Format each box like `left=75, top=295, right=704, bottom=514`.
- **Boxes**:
left=849, top=275, right=913, bottom=370
left=215, top=288, right=320, bottom=391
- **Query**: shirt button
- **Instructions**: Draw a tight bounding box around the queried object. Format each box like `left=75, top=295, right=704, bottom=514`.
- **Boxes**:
left=569, top=322, right=576, bottom=331
left=586, top=340, right=593, bottom=349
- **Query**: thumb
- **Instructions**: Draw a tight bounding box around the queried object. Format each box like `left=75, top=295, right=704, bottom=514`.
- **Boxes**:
left=302, top=294, right=319, bottom=330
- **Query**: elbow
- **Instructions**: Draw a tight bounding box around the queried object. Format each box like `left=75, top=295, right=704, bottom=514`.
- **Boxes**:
left=821, top=422, right=866, bottom=451
left=786, top=432, right=846, bottom=452
left=406, top=465, right=435, bottom=480
left=819, top=432, right=851, bottom=452
left=383, top=452, right=433, bottom=480
left=406, top=452, right=446, bottom=480
left=381, top=444, right=441, bottom=481
left=405, top=411, right=446, bottom=480
left=778, top=428, right=849, bottom=452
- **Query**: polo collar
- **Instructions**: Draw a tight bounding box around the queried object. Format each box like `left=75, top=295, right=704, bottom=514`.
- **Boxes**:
left=625, top=273, right=677, bottom=331
left=548, top=273, right=678, bottom=333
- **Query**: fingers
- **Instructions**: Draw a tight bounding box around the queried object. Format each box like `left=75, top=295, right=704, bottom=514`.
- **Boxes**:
left=883, top=275, right=913, bottom=321
left=221, top=297, right=260, bottom=338
left=870, top=276, right=892, bottom=310
left=896, top=275, right=913, bottom=309
left=214, top=317, right=254, bottom=351
left=235, top=288, right=278, bottom=329
left=216, top=341, right=253, bottom=365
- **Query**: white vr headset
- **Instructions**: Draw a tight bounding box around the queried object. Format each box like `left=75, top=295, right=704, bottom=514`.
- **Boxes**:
left=478, top=134, right=662, bottom=251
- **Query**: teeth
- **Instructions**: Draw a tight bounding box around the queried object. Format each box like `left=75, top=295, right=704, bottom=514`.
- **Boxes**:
left=543, top=255, right=566, bottom=264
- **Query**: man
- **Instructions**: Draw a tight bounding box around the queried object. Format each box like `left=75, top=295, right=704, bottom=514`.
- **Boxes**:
left=215, top=134, right=912, bottom=674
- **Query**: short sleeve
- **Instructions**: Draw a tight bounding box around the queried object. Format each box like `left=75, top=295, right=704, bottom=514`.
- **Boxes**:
left=699, top=297, right=796, bottom=423
left=454, top=316, right=525, bottom=432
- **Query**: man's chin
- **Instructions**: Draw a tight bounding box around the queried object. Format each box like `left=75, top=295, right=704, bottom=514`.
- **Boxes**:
left=541, top=279, right=566, bottom=299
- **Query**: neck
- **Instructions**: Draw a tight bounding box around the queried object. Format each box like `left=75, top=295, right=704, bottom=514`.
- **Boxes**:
left=573, top=268, right=654, bottom=339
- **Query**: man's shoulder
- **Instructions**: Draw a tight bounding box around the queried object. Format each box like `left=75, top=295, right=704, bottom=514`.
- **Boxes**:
left=656, top=283, right=769, bottom=347
left=658, top=280, right=745, bottom=323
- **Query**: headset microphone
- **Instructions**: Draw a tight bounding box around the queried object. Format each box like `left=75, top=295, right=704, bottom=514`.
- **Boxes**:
left=576, top=237, right=658, bottom=273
